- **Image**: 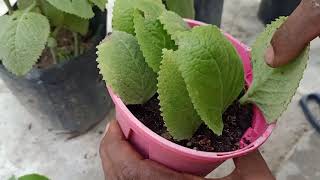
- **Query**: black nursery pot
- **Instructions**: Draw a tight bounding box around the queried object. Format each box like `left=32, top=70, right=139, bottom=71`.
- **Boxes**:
left=0, top=11, right=113, bottom=134
left=194, top=0, right=224, bottom=27
left=258, top=0, right=301, bottom=25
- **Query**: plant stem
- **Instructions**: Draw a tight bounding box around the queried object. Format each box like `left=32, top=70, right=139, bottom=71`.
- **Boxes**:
left=36, top=0, right=44, bottom=14
left=52, top=26, right=61, bottom=37
left=72, top=32, right=79, bottom=57
left=4, top=0, right=13, bottom=15
left=50, top=47, right=57, bottom=64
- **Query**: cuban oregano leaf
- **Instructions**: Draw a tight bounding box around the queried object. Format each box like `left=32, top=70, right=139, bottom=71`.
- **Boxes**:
left=18, top=174, right=49, bottom=180
left=163, top=0, right=195, bottom=19
left=158, top=10, right=190, bottom=41
left=97, top=31, right=157, bottom=104
left=113, top=0, right=165, bottom=34
left=240, top=17, right=309, bottom=123
left=158, top=50, right=202, bottom=140
left=38, top=0, right=89, bottom=35
left=133, top=10, right=176, bottom=72
left=174, top=25, right=244, bottom=135
left=0, top=12, right=50, bottom=76
left=63, top=14, right=89, bottom=35
left=45, top=0, right=94, bottom=19
left=39, top=0, right=64, bottom=26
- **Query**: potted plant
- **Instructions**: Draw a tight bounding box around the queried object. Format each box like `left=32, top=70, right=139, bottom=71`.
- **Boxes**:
left=98, top=0, right=309, bottom=176
left=0, top=0, right=113, bottom=134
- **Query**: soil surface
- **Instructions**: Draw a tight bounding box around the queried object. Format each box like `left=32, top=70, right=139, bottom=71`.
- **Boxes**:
left=36, top=28, right=93, bottom=69
left=128, top=94, right=253, bottom=152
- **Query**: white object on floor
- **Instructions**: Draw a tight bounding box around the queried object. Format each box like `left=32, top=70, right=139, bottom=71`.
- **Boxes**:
left=0, top=0, right=17, bottom=16
left=106, top=0, right=115, bottom=34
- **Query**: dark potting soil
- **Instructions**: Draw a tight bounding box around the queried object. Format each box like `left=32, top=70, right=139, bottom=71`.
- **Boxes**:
left=36, top=28, right=94, bottom=69
left=127, top=94, right=253, bottom=152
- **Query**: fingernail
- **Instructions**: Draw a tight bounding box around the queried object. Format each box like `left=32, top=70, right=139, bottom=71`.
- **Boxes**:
left=265, top=45, right=275, bottom=67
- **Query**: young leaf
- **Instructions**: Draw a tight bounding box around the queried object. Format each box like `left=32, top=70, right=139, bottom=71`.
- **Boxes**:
left=158, top=10, right=190, bottom=41
left=0, top=12, right=50, bottom=76
left=113, top=0, right=165, bottom=34
left=97, top=31, right=157, bottom=104
left=63, top=14, right=89, bottom=35
left=89, top=0, right=107, bottom=11
left=40, top=0, right=64, bottom=26
left=39, top=1, right=89, bottom=35
left=133, top=10, right=176, bottom=72
left=240, top=17, right=309, bottom=123
left=45, top=0, right=94, bottom=19
left=18, top=174, right=49, bottom=180
left=158, top=50, right=202, bottom=140
left=174, top=25, right=244, bottom=135
left=163, top=0, right=195, bottom=19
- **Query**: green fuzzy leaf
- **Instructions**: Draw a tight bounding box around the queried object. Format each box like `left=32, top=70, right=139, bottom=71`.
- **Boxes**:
left=158, top=50, right=202, bottom=140
left=97, top=31, right=157, bottom=104
left=63, top=14, right=89, bottom=35
left=39, top=1, right=89, bottom=35
left=158, top=10, right=190, bottom=41
left=89, top=0, right=107, bottom=11
left=18, top=174, right=49, bottom=180
left=45, top=0, right=94, bottom=19
left=40, top=0, right=64, bottom=26
left=240, top=17, right=309, bottom=123
left=174, top=25, right=244, bottom=135
left=133, top=10, right=176, bottom=72
left=0, top=12, right=50, bottom=76
left=17, top=0, right=36, bottom=10
left=113, top=0, right=165, bottom=34
left=163, top=0, right=195, bottom=19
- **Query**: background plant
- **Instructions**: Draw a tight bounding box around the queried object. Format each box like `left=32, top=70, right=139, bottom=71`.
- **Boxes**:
left=0, top=0, right=106, bottom=76
left=98, top=0, right=309, bottom=140
left=9, top=173, right=49, bottom=180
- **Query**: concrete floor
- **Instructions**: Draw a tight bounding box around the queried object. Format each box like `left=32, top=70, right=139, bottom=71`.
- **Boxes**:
left=1, top=0, right=320, bottom=179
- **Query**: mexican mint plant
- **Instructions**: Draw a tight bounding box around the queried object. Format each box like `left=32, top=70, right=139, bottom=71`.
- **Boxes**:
left=97, top=0, right=309, bottom=140
left=0, top=0, right=106, bottom=76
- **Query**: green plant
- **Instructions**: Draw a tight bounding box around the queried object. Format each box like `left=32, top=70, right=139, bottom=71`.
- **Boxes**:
left=9, top=174, right=49, bottom=180
left=0, top=0, right=106, bottom=76
left=97, top=0, right=309, bottom=140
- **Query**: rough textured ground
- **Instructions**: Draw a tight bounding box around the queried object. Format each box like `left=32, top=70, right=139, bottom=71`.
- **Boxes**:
left=1, top=0, right=320, bottom=179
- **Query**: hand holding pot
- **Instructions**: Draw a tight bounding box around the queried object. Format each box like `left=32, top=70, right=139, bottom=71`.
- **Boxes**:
left=100, top=120, right=275, bottom=180
left=265, top=0, right=320, bottom=67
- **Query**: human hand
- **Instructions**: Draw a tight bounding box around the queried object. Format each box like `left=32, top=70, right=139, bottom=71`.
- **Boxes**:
left=99, top=120, right=275, bottom=180
left=265, top=0, right=320, bottom=67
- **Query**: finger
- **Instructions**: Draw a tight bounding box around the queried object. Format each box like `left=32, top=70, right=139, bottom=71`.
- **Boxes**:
left=231, top=150, right=274, bottom=180
left=265, top=0, right=320, bottom=67
left=100, top=120, right=143, bottom=165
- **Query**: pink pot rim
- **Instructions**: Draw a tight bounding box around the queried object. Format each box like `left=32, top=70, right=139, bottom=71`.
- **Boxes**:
left=107, top=19, right=276, bottom=161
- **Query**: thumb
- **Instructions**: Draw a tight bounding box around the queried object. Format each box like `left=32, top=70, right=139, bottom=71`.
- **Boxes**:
left=265, top=0, right=320, bottom=68
left=207, top=151, right=274, bottom=180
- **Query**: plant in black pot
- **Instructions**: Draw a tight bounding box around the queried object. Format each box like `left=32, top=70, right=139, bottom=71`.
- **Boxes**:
left=0, top=0, right=113, bottom=135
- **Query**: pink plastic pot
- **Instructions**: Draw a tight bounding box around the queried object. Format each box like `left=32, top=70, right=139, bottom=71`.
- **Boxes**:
left=107, top=19, right=276, bottom=176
